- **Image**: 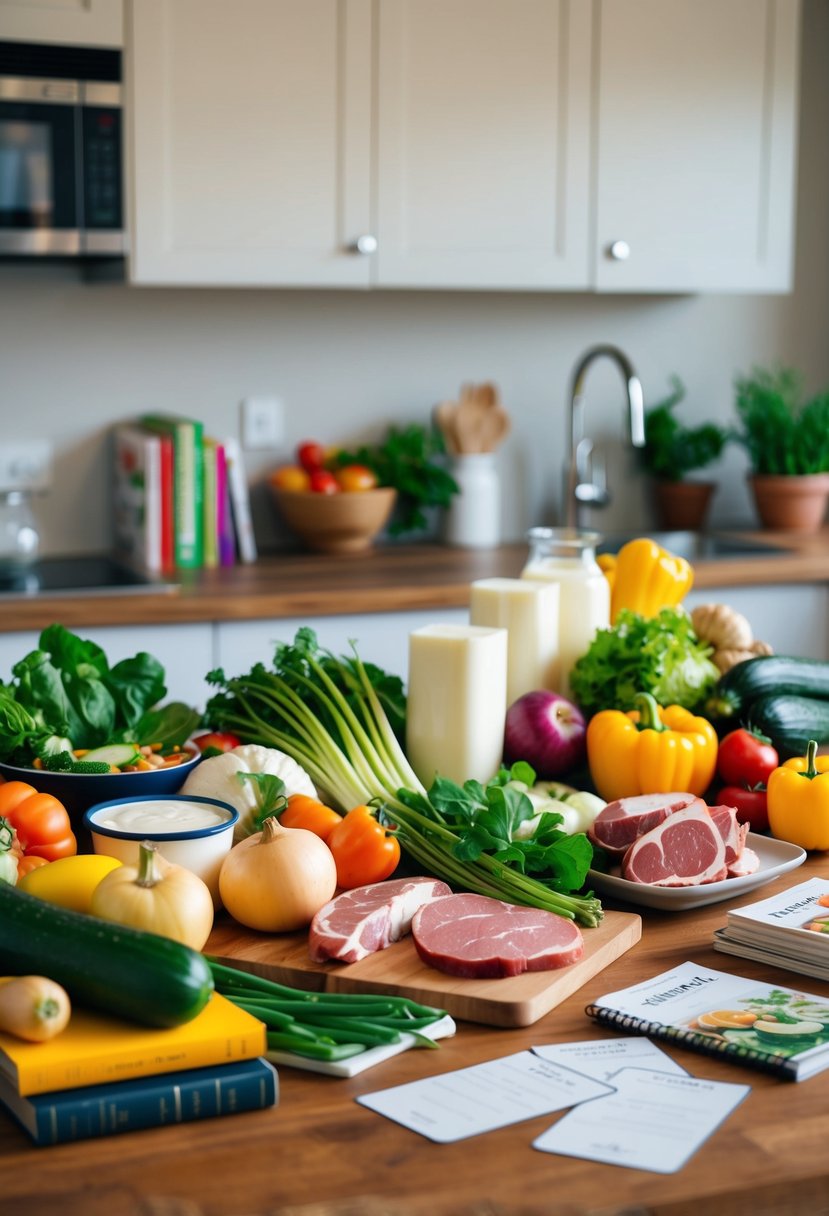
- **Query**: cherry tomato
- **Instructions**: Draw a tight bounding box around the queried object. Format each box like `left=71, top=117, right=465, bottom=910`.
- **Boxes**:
left=279, top=794, right=343, bottom=842
left=270, top=465, right=311, bottom=493
left=297, top=441, right=326, bottom=472
left=718, top=784, right=770, bottom=833
left=309, top=468, right=340, bottom=495
left=336, top=463, right=379, bottom=492
left=193, top=731, right=242, bottom=756
left=717, top=728, right=779, bottom=788
left=326, top=805, right=400, bottom=889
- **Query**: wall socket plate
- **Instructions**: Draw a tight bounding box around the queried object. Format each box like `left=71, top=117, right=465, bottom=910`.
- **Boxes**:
left=0, top=441, right=53, bottom=492
left=241, top=396, right=285, bottom=449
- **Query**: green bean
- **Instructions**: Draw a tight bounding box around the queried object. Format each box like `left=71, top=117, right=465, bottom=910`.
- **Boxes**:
left=295, top=1017, right=402, bottom=1046
left=265, top=1032, right=366, bottom=1061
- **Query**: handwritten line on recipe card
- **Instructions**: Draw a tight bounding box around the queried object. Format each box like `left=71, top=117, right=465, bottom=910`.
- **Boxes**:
left=533, top=1067, right=751, bottom=1174
left=357, top=1050, right=613, bottom=1143
left=531, top=1037, right=689, bottom=1082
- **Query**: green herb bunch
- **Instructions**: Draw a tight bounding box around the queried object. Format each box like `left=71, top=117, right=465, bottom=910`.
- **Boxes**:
left=334, top=423, right=458, bottom=535
left=639, top=376, right=728, bottom=482
left=735, top=366, right=829, bottom=475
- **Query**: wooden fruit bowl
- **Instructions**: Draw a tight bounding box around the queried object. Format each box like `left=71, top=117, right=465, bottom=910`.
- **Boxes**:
left=270, top=486, right=397, bottom=554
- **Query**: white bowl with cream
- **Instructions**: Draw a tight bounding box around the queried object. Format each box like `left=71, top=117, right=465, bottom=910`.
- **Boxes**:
left=83, top=794, right=238, bottom=908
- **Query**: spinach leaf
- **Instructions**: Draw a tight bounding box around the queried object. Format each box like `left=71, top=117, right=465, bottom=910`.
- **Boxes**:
left=106, top=653, right=166, bottom=729
left=130, top=701, right=201, bottom=750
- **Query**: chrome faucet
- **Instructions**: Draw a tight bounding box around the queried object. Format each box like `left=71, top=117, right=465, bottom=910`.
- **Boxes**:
left=563, top=344, right=646, bottom=528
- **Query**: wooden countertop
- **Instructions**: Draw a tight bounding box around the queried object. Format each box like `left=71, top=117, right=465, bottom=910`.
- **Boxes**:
left=1, top=528, right=828, bottom=634
left=5, top=851, right=829, bottom=1215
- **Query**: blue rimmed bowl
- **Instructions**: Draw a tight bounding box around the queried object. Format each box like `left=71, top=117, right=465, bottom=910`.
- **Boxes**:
left=83, top=793, right=238, bottom=908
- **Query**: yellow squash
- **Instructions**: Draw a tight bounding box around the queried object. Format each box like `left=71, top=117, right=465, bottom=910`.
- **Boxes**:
left=90, top=841, right=214, bottom=950
left=18, top=853, right=122, bottom=914
left=587, top=691, right=718, bottom=802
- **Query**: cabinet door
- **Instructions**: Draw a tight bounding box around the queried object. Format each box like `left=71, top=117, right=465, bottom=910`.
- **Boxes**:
left=374, top=0, right=592, bottom=290
left=0, top=0, right=122, bottom=46
left=593, top=0, right=800, bottom=293
left=127, top=0, right=373, bottom=286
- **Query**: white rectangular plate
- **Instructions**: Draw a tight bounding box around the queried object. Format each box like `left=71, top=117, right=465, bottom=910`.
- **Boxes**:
left=587, top=834, right=806, bottom=911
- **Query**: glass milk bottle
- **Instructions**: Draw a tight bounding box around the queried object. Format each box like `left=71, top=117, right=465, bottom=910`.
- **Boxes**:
left=520, top=527, right=609, bottom=698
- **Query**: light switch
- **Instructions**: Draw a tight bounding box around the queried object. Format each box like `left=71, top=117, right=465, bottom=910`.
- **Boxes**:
left=241, top=396, right=285, bottom=449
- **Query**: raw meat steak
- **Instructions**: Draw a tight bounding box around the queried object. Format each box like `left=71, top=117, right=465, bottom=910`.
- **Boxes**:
left=707, top=804, right=750, bottom=865
left=308, top=876, right=452, bottom=963
left=589, top=792, right=703, bottom=855
left=410, top=892, right=584, bottom=979
left=727, top=847, right=761, bottom=878
left=621, top=804, right=728, bottom=887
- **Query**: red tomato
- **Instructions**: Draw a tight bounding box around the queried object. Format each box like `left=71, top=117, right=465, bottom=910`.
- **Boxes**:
left=309, top=468, right=340, bottom=495
left=717, top=728, right=779, bottom=788
left=270, top=465, right=311, bottom=492
left=193, top=731, right=241, bottom=755
left=336, top=463, right=379, bottom=492
left=297, top=441, right=326, bottom=472
left=718, top=784, right=769, bottom=833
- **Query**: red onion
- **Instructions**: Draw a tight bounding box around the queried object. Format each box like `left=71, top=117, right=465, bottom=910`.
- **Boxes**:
left=503, top=690, right=587, bottom=778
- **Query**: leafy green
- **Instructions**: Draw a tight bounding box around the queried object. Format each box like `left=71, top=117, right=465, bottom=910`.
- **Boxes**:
left=569, top=607, right=720, bottom=718
left=334, top=423, right=459, bottom=535
left=735, top=366, right=829, bottom=475
left=639, top=376, right=728, bottom=482
left=0, top=624, right=195, bottom=766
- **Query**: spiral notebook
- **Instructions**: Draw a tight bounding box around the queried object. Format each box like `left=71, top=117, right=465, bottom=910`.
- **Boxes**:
left=585, top=961, right=829, bottom=1082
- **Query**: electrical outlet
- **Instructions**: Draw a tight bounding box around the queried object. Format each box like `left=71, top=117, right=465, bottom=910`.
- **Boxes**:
left=0, top=441, right=53, bottom=492
left=241, top=396, right=285, bottom=449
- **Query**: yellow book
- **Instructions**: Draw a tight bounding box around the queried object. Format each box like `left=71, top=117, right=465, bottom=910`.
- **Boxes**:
left=0, top=990, right=266, bottom=1097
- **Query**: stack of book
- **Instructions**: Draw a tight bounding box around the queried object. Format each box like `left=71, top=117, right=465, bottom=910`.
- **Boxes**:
left=714, top=876, right=829, bottom=983
left=113, top=415, right=257, bottom=573
left=0, top=990, right=276, bottom=1146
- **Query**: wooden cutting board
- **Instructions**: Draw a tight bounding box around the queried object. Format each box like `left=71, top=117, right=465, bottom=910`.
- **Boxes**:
left=206, top=909, right=642, bottom=1028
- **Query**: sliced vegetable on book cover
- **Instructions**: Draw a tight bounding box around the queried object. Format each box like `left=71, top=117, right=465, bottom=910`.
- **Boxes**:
left=0, top=1056, right=277, bottom=1146
left=0, top=991, right=266, bottom=1096
left=586, top=961, right=829, bottom=1081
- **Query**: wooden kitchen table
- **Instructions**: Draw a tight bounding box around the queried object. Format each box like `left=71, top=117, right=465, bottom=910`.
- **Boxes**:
left=5, top=855, right=829, bottom=1216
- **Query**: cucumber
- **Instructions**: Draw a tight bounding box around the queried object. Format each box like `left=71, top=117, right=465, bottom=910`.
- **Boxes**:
left=706, top=656, right=829, bottom=724
left=0, top=882, right=213, bottom=1028
left=82, top=743, right=141, bottom=768
left=750, top=693, right=829, bottom=759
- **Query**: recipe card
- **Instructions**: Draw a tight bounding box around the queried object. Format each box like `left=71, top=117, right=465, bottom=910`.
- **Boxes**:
left=533, top=1067, right=750, bottom=1174
left=531, top=1037, right=689, bottom=1082
left=357, top=1050, right=613, bottom=1143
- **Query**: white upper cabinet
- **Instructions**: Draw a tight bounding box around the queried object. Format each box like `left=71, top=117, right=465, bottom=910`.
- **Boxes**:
left=125, top=0, right=801, bottom=293
left=127, top=0, right=373, bottom=286
left=593, top=0, right=800, bottom=293
left=0, top=0, right=122, bottom=46
left=373, top=0, right=592, bottom=290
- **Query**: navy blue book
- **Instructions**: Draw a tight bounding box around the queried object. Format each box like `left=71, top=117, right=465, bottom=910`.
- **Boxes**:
left=0, top=1057, right=278, bottom=1146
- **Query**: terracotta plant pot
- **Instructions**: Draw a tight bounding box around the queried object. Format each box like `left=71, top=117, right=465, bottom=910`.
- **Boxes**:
left=748, top=473, right=829, bottom=532
left=652, top=480, right=716, bottom=532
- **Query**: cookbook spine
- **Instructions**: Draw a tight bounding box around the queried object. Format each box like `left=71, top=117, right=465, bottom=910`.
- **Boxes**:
left=141, top=415, right=204, bottom=569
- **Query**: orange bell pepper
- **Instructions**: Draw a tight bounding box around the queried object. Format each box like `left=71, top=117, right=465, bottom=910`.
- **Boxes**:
left=326, top=804, right=400, bottom=889
left=279, top=793, right=343, bottom=842
left=587, top=692, right=718, bottom=802
left=0, top=781, right=76, bottom=862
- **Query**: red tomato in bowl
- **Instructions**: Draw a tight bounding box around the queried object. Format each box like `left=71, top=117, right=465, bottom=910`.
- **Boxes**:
left=297, top=441, right=326, bottom=472
left=336, top=463, right=379, bottom=492
left=717, top=728, right=779, bottom=787
left=193, top=731, right=241, bottom=755
left=309, top=468, right=340, bottom=494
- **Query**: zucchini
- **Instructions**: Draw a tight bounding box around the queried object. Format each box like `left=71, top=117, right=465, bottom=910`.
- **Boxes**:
left=0, top=882, right=213, bottom=1028
left=750, top=693, right=829, bottom=759
left=706, top=655, right=829, bottom=722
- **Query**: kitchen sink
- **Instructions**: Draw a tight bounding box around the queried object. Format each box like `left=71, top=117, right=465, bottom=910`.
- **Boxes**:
left=596, top=530, right=790, bottom=563
left=0, top=555, right=179, bottom=598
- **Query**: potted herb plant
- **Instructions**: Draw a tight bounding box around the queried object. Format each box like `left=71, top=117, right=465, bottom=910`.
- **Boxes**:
left=735, top=366, right=829, bottom=532
left=638, top=376, right=728, bottom=530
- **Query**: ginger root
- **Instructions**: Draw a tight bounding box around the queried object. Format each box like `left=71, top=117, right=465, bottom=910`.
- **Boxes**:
left=691, top=604, right=773, bottom=674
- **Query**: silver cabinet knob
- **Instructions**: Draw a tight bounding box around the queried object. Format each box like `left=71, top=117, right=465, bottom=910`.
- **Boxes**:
left=607, top=239, right=631, bottom=261
left=349, top=234, right=378, bottom=255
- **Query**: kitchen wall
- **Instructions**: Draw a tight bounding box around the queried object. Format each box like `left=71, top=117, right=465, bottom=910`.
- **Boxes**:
left=2, top=0, right=828, bottom=560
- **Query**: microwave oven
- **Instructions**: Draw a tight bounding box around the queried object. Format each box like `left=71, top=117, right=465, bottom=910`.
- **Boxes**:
left=0, top=40, right=125, bottom=256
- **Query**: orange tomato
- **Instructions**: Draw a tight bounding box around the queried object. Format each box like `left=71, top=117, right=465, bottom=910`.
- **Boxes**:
left=16, top=854, right=50, bottom=878
left=326, top=805, right=400, bottom=889
left=336, top=463, right=379, bottom=492
left=279, top=794, right=343, bottom=842
left=6, top=792, right=77, bottom=861
left=0, top=780, right=38, bottom=819
left=270, top=465, right=311, bottom=493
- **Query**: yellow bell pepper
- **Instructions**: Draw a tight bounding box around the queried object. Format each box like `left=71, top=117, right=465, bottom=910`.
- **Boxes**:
left=606, top=537, right=693, bottom=624
left=767, top=740, right=829, bottom=851
left=586, top=691, right=718, bottom=802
